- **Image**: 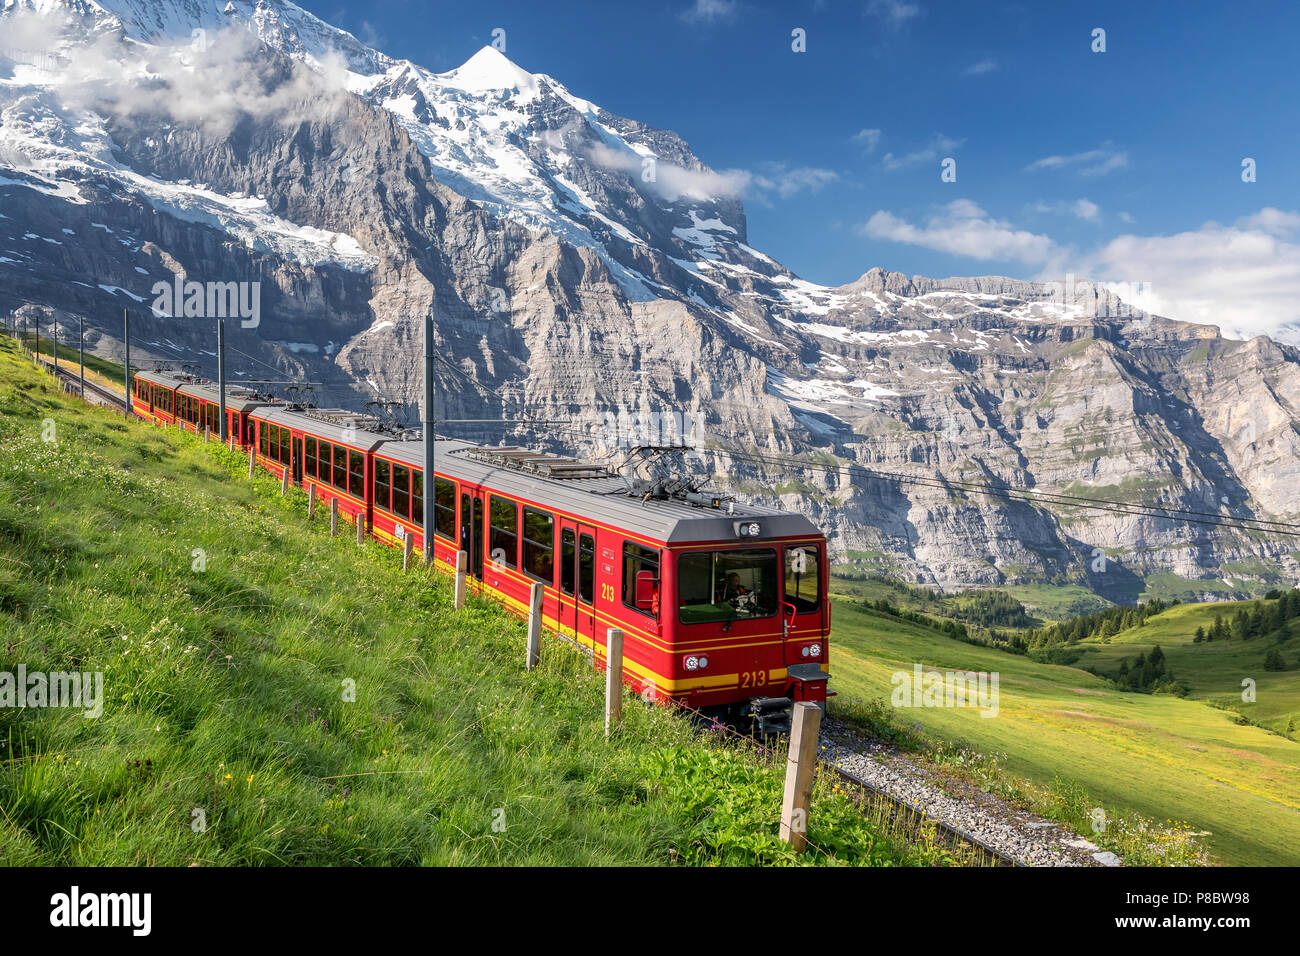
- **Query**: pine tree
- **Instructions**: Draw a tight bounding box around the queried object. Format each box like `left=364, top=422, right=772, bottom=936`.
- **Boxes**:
left=1263, top=648, right=1287, bottom=672
left=1194, top=626, right=1205, bottom=643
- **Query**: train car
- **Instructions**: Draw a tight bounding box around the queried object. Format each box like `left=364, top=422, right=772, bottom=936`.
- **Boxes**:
left=129, top=381, right=831, bottom=730
left=249, top=406, right=390, bottom=530
left=132, top=370, right=268, bottom=447
left=401, top=441, right=831, bottom=730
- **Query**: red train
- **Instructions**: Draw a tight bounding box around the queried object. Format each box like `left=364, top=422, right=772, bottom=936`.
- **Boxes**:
left=131, top=370, right=831, bottom=730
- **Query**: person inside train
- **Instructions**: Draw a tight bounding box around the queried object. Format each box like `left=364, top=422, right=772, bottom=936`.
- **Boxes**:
left=721, top=572, right=749, bottom=602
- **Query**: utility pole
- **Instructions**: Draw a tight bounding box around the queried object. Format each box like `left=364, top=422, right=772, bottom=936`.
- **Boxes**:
left=78, top=315, right=85, bottom=398
left=123, top=307, right=131, bottom=419
left=217, top=318, right=227, bottom=441
left=423, top=311, right=435, bottom=565
left=52, top=312, right=58, bottom=370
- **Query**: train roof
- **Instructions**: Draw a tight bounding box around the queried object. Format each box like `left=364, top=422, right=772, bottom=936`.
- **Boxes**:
left=134, top=382, right=821, bottom=545
left=380, top=437, right=820, bottom=545
left=253, top=404, right=390, bottom=452
left=135, top=370, right=269, bottom=413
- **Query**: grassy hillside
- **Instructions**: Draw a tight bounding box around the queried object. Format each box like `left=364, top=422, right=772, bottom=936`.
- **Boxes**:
left=1072, top=600, right=1300, bottom=733
left=825, top=597, right=1300, bottom=866
left=0, top=337, right=944, bottom=867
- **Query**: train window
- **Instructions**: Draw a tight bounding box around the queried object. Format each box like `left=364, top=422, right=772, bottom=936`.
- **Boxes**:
left=348, top=450, right=364, bottom=498
left=488, top=496, right=518, bottom=569
left=622, top=542, right=660, bottom=617
left=259, top=423, right=268, bottom=457
left=521, top=508, right=554, bottom=584
left=331, top=443, right=346, bottom=490
left=306, top=437, right=317, bottom=479
left=560, top=528, right=575, bottom=596
left=578, top=534, right=595, bottom=604
left=433, top=478, right=455, bottom=540
left=393, top=464, right=410, bottom=518
left=677, top=549, right=779, bottom=624
left=784, top=546, right=821, bottom=613
left=374, top=458, right=391, bottom=512
left=281, top=428, right=291, bottom=465
left=412, top=470, right=423, bottom=525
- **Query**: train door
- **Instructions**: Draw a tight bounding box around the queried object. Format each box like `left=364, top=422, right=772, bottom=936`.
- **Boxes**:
left=557, top=519, right=597, bottom=650
left=460, top=492, right=485, bottom=581
left=292, top=435, right=303, bottom=484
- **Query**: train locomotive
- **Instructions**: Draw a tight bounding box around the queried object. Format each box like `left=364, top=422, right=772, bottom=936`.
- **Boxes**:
left=131, top=369, right=831, bottom=731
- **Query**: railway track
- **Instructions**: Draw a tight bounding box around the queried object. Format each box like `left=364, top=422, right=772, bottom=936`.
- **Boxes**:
left=821, top=753, right=1022, bottom=867
left=36, top=355, right=128, bottom=412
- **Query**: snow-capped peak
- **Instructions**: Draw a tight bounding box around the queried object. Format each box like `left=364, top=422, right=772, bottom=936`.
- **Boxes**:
left=441, top=45, right=539, bottom=97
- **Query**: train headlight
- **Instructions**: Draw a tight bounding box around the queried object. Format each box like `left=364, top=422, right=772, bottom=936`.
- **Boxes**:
left=800, top=645, right=810, bottom=657
left=683, top=655, right=708, bottom=671
left=809, top=643, right=822, bottom=658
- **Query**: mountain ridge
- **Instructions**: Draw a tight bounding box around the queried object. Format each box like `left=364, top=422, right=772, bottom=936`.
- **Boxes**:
left=2, top=0, right=1298, bottom=601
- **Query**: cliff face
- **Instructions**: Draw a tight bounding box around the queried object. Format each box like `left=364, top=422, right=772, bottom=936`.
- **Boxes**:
left=2, top=0, right=1297, bottom=602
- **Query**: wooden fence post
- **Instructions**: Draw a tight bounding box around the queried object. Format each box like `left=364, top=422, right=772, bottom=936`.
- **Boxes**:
left=308, top=484, right=316, bottom=519
left=330, top=498, right=339, bottom=537
left=248, top=448, right=255, bottom=479
left=779, top=702, right=822, bottom=853
left=525, top=582, right=543, bottom=670
left=356, top=513, right=365, bottom=545
left=453, top=551, right=467, bottom=609
left=403, top=532, right=413, bottom=571
left=280, top=466, right=289, bottom=496
left=604, top=628, right=624, bottom=737
left=203, top=426, right=209, bottom=444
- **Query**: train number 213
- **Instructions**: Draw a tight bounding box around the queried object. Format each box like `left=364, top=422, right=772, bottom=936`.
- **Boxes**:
left=740, top=670, right=768, bottom=689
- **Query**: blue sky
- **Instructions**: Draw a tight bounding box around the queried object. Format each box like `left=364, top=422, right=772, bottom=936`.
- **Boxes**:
left=308, top=0, right=1300, bottom=340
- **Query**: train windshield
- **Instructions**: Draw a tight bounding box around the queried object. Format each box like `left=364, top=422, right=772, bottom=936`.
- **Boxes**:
left=678, top=548, right=779, bottom=624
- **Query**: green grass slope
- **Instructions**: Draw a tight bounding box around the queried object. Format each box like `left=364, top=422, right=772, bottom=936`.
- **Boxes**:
left=0, top=338, right=942, bottom=867
left=826, top=599, right=1300, bottom=866
left=1073, top=600, right=1300, bottom=733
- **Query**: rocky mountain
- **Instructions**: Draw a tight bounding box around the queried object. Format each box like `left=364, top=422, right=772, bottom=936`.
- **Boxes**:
left=2, top=0, right=1298, bottom=604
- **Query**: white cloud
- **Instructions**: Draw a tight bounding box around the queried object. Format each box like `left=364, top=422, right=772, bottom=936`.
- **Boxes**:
left=866, top=0, right=922, bottom=27
left=852, top=128, right=882, bottom=153
left=1078, top=210, right=1300, bottom=342
left=2, top=16, right=350, bottom=138
left=680, top=0, right=740, bottom=23
left=861, top=199, right=1062, bottom=266
left=753, top=164, right=839, bottom=199
left=584, top=145, right=832, bottom=203
left=586, top=142, right=752, bottom=201
left=1034, top=198, right=1101, bottom=221
left=964, top=58, right=998, bottom=75
left=1236, top=208, right=1300, bottom=236
left=881, top=133, right=964, bottom=170
left=1027, top=144, right=1129, bottom=177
